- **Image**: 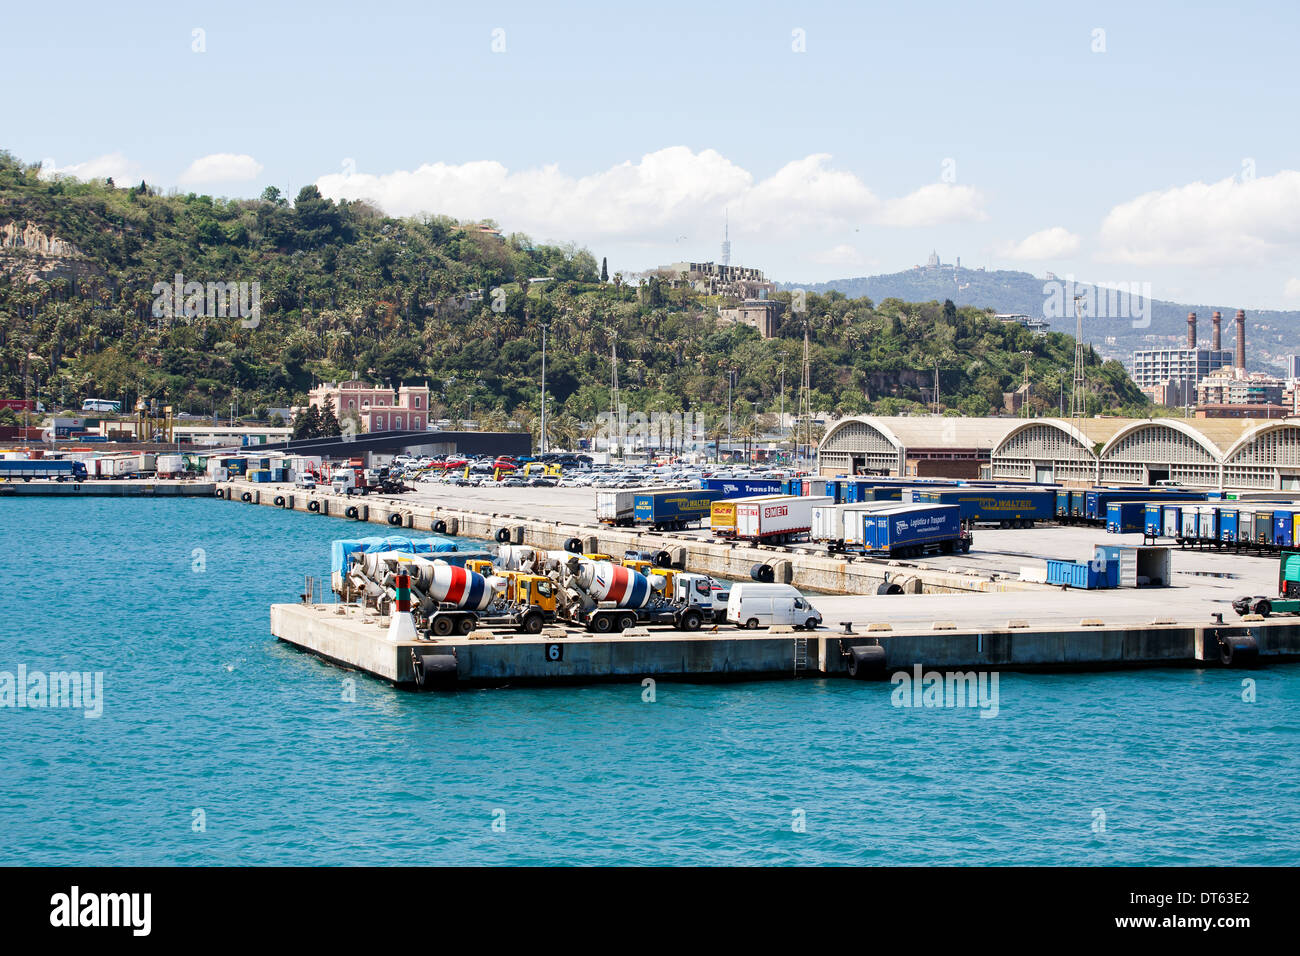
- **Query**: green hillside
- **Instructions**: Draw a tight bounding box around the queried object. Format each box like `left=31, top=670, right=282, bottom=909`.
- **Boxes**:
left=0, top=150, right=1150, bottom=441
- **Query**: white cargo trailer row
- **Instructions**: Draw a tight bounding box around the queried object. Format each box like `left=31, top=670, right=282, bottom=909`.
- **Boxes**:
left=733, top=495, right=832, bottom=543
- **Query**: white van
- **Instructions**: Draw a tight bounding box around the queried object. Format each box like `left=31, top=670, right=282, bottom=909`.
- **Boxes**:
left=726, top=583, right=822, bottom=630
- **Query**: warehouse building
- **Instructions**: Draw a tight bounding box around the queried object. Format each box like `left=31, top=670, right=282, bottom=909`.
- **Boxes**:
left=818, top=415, right=1300, bottom=490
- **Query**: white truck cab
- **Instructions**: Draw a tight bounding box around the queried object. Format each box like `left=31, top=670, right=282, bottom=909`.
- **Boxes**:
left=672, top=572, right=730, bottom=622
left=726, top=582, right=822, bottom=630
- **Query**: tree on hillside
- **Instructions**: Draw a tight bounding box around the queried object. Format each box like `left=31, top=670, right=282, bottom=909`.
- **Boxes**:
left=601, top=257, right=608, bottom=282
left=320, top=395, right=341, bottom=436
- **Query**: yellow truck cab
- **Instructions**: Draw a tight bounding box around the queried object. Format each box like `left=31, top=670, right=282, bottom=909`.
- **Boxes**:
left=583, top=552, right=613, bottom=562
left=509, top=574, right=557, bottom=613
left=466, top=559, right=494, bottom=576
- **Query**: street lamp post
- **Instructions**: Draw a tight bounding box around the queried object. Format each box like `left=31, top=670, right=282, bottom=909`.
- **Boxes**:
left=540, top=323, right=547, bottom=455
left=726, top=369, right=734, bottom=462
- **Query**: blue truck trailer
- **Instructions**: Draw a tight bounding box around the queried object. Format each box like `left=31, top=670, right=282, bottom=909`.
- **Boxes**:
left=1106, top=500, right=1150, bottom=533
left=633, top=489, right=726, bottom=531
left=0, top=458, right=88, bottom=482
left=911, top=487, right=1055, bottom=526
left=848, top=504, right=967, bottom=557
left=699, top=477, right=784, bottom=497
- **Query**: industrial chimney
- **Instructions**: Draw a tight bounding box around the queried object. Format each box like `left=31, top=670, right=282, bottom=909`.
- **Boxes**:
left=1211, top=311, right=1222, bottom=351
left=1235, top=309, right=1246, bottom=371
left=1187, top=311, right=1197, bottom=349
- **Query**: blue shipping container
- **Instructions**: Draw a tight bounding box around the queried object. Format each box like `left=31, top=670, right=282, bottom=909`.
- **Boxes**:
left=1046, top=558, right=1117, bottom=589
left=1219, top=508, right=1238, bottom=542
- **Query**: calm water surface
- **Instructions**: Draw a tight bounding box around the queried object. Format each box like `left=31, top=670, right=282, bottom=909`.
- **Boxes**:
left=1, top=497, right=1296, bottom=865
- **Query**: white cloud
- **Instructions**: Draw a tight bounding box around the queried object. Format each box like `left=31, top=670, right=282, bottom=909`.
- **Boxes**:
left=995, top=226, right=1082, bottom=260
left=178, top=153, right=264, bottom=185
left=1098, top=170, right=1300, bottom=266
left=38, top=152, right=142, bottom=184
left=809, top=244, right=876, bottom=268
left=1285, top=277, right=1300, bottom=300
left=877, top=183, right=989, bottom=227
left=314, top=148, right=988, bottom=241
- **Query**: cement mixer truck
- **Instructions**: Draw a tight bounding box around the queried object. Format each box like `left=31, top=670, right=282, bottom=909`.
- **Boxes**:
left=551, top=558, right=710, bottom=633
left=348, top=551, right=555, bottom=634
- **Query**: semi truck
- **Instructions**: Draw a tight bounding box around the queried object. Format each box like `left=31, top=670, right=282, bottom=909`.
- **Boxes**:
left=710, top=494, right=785, bottom=537
left=845, top=504, right=968, bottom=557
left=597, top=486, right=690, bottom=526
left=811, top=501, right=900, bottom=552
left=0, top=459, right=88, bottom=482
left=1233, top=549, right=1300, bottom=617
left=632, top=489, right=726, bottom=530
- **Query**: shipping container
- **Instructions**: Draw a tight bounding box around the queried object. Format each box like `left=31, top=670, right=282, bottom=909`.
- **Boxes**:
left=734, top=495, right=832, bottom=543
left=633, top=489, right=726, bottom=530
left=849, top=504, right=965, bottom=556
left=1045, top=558, right=1117, bottom=589
left=1056, top=490, right=1072, bottom=520
left=1181, top=506, right=1200, bottom=541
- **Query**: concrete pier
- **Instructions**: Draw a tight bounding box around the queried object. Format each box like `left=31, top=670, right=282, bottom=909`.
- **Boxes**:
left=0, top=480, right=215, bottom=496
left=271, top=602, right=1300, bottom=688
left=218, top=479, right=1032, bottom=596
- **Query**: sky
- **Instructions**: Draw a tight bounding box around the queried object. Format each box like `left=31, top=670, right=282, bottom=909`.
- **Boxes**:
left=3, top=0, right=1299, bottom=309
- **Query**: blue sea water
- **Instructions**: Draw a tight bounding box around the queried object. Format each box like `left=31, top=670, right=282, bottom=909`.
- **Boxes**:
left=1, top=496, right=1297, bottom=866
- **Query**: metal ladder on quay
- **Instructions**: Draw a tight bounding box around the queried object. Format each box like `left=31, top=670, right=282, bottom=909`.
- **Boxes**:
left=793, top=635, right=809, bottom=675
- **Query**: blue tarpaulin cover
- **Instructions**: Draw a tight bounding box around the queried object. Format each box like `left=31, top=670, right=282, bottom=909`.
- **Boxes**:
left=330, top=536, right=459, bottom=575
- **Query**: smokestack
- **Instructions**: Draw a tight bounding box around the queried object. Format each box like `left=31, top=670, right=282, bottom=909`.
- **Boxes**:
left=1211, top=311, right=1222, bottom=351
left=1187, top=311, right=1197, bottom=349
left=1235, top=309, right=1246, bottom=371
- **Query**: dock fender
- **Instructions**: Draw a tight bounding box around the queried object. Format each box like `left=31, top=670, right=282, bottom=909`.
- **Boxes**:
left=652, top=550, right=672, bottom=568
left=345, top=505, right=360, bottom=520
left=214, top=487, right=226, bottom=499
left=274, top=495, right=285, bottom=507
left=410, top=649, right=458, bottom=688
left=564, top=537, right=584, bottom=554
left=308, top=500, right=320, bottom=513
left=847, top=644, right=888, bottom=680
left=495, top=528, right=511, bottom=543
left=1218, top=633, right=1260, bottom=668
left=240, top=491, right=252, bottom=502
left=432, top=519, right=447, bottom=534
left=388, top=513, right=403, bottom=526
left=750, top=563, right=775, bottom=583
